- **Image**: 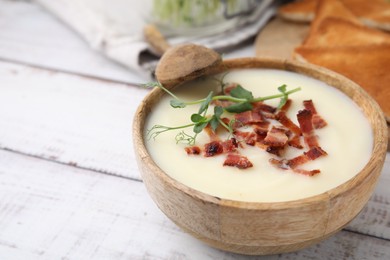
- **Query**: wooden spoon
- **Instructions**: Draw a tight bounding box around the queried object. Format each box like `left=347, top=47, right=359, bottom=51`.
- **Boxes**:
left=143, top=25, right=222, bottom=88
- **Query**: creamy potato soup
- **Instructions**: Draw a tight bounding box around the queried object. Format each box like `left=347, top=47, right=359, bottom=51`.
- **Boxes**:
left=145, top=69, right=373, bottom=202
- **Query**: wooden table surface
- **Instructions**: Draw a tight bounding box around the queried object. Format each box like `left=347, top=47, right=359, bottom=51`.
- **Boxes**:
left=1, top=1, right=389, bottom=259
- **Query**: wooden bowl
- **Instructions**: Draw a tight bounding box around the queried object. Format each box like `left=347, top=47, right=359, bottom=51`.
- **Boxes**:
left=133, top=58, right=388, bottom=255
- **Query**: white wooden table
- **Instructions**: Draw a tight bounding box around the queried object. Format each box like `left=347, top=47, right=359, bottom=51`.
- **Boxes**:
left=1, top=1, right=389, bottom=259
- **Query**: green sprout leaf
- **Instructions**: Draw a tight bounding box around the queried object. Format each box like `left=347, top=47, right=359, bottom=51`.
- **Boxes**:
left=193, top=121, right=208, bottom=134
left=214, top=106, right=223, bottom=118
left=229, top=85, right=254, bottom=100
left=225, top=102, right=253, bottom=113
left=278, top=84, right=287, bottom=93
left=208, top=106, right=224, bottom=132
left=277, top=84, right=288, bottom=109
left=198, top=91, right=213, bottom=114
left=190, top=113, right=206, bottom=123
left=170, top=99, right=186, bottom=108
left=209, top=116, right=219, bottom=132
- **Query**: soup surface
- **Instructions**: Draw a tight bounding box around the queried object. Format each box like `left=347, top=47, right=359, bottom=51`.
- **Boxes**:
left=145, top=69, right=373, bottom=202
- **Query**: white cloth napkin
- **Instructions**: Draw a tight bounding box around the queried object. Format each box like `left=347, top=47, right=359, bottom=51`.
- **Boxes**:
left=35, top=0, right=279, bottom=77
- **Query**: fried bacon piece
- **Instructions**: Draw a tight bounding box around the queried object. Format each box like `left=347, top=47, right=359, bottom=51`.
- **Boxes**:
left=221, top=138, right=238, bottom=153
left=288, top=134, right=303, bottom=149
left=212, top=99, right=234, bottom=108
left=234, top=121, right=270, bottom=146
left=297, top=109, right=319, bottom=148
left=253, top=102, right=277, bottom=119
left=269, top=146, right=327, bottom=176
left=253, top=102, right=277, bottom=113
left=234, top=130, right=258, bottom=146
left=223, top=153, right=253, bottom=169
left=253, top=121, right=270, bottom=139
left=235, top=110, right=264, bottom=125
left=287, top=146, right=328, bottom=168
left=260, top=127, right=290, bottom=156
left=269, top=158, right=289, bottom=170
left=276, top=111, right=301, bottom=135
left=293, top=168, right=321, bottom=176
left=185, top=146, right=201, bottom=155
left=266, top=146, right=285, bottom=156
left=221, top=117, right=242, bottom=130
left=263, top=126, right=289, bottom=147
left=203, top=124, right=220, bottom=141
left=276, top=111, right=303, bottom=148
left=204, top=141, right=224, bottom=157
left=280, top=99, right=292, bottom=112
left=303, top=100, right=327, bottom=129
left=276, top=111, right=303, bottom=149
left=275, top=100, right=304, bottom=149
left=204, top=138, right=238, bottom=157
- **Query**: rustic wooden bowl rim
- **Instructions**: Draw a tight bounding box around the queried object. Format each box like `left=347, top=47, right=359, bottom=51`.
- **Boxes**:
left=135, top=57, right=388, bottom=211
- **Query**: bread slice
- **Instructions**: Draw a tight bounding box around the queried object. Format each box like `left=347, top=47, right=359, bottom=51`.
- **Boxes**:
left=303, top=17, right=390, bottom=47
left=342, top=0, right=389, bottom=17
left=278, top=0, right=390, bottom=31
left=278, top=0, right=317, bottom=22
left=361, top=9, right=390, bottom=31
left=294, top=44, right=390, bottom=119
left=309, top=0, right=361, bottom=35
left=342, top=0, right=390, bottom=31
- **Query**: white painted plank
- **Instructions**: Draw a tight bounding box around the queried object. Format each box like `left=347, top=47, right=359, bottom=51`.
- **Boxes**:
left=0, top=60, right=149, bottom=180
left=0, top=0, right=147, bottom=84
left=0, top=149, right=389, bottom=260
left=348, top=157, right=390, bottom=239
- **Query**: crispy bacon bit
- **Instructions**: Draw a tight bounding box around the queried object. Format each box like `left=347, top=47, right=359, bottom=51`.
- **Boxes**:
left=292, top=168, right=321, bottom=176
left=305, top=146, right=328, bottom=160
left=253, top=102, right=277, bottom=113
left=297, top=109, right=319, bottom=148
left=252, top=102, right=277, bottom=119
left=266, top=145, right=284, bottom=156
left=269, top=146, right=327, bottom=175
left=303, top=100, right=327, bottom=129
left=288, top=134, right=303, bottom=149
left=221, top=138, right=238, bottom=153
left=312, top=115, right=327, bottom=129
left=204, top=141, right=223, bottom=157
left=221, top=117, right=242, bottom=130
left=276, top=111, right=301, bottom=135
left=223, top=154, right=253, bottom=169
left=212, top=99, right=234, bottom=108
left=263, top=126, right=289, bottom=147
left=203, top=125, right=220, bottom=141
left=280, top=99, right=292, bottom=112
left=287, top=146, right=327, bottom=169
left=185, top=146, right=201, bottom=155
left=234, top=130, right=257, bottom=146
left=253, top=121, right=270, bottom=139
left=276, top=111, right=303, bottom=149
left=221, top=117, right=230, bottom=126
left=286, top=154, right=309, bottom=169
left=235, top=110, right=264, bottom=125
left=269, top=158, right=289, bottom=170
